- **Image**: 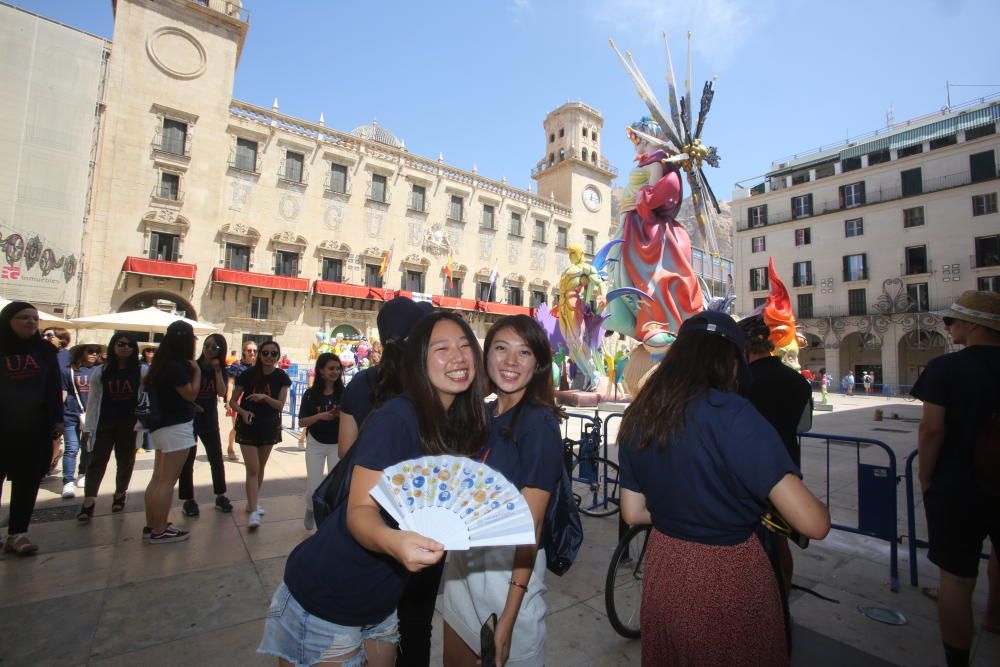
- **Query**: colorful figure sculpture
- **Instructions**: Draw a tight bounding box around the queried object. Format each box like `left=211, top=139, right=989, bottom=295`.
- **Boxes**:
left=557, top=244, right=607, bottom=391
left=309, top=331, right=331, bottom=360
left=752, top=258, right=806, bottom=371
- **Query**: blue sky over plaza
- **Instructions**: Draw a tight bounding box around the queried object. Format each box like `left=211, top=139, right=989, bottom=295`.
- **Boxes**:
left=14, top=0, right=1000, bottom=199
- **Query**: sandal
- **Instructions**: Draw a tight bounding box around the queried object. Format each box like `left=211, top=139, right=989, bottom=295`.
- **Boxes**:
left=4, top=534, right=38, bottom=556
left=111, top=492, right=127, bottom=513
left=77, top=501, right=96, bottom=523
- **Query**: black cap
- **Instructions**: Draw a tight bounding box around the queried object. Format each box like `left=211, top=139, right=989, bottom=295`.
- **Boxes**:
left=377, top=297, right=433, bottom=342
left=737, top=314, right=771, bottom=347
left=677, top=310, right=747, bottom=352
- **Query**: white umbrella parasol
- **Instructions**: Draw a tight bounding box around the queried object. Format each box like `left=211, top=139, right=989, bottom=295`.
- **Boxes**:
left=0, top=296, right=72, bottom=327
left=70, top=306, right=217, bottom=336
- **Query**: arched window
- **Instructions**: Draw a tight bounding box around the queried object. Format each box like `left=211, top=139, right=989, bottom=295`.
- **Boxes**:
left=581, top=148, right=588, bottom=162
left=558, top=149, right=565, bottom=162
left=549, top=153, right=554, bottom=165
left=591, top=152, right=597, bottom=164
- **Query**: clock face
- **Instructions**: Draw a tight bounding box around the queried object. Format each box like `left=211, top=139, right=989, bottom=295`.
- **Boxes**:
left=582, top=185, right=602, bottom=212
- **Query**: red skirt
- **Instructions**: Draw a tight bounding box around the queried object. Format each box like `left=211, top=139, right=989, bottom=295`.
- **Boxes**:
left=641, top=529, right=788, bottom=667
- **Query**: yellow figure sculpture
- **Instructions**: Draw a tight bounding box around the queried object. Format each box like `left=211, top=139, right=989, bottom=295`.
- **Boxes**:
left=557, top=244, right=607, bottom=391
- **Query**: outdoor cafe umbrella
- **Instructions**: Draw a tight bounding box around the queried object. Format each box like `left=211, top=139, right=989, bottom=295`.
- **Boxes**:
left=70, top=306, right=217, bottom=336
left=0, top=296, right=72, bottom=327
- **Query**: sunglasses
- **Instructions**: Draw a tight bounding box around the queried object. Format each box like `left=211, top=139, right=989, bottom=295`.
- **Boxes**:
left=260, top=350, right=279, bottom=358
left=43, top=332, right=56, bottom=339
left=115, top=341, right=135, bottom=348
left=85, top=348, right=101, bottom=354
left=204, top=343, right=220, bottom=351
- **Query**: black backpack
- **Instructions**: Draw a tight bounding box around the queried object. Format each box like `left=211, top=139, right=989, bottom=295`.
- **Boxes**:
left=135, top=384, right=162, bottom=430
left=312, top=444, right=358, bottom=527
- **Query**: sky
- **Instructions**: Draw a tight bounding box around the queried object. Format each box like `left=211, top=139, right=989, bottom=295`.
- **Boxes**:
left=11, top=0, right=1000, bottom=200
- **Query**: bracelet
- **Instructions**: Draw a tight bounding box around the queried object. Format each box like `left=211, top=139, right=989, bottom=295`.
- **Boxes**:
left=508, top=577, right=528, bottom=591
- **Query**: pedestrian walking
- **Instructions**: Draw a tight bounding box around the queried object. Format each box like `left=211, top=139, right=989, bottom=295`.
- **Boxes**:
left=298, top=353, right=343, bottom=530
left=60, top=339, right=104, bottom=498
left=863, top=371, right=873, bottom=394
left=819, top=367, right=830, bottom=405
left=845, top=370, right=855, bottom=395
left=226, top=340, right=257, bottom=460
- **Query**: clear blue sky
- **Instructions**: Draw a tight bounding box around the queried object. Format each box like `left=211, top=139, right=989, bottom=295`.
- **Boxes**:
left=12, top=0, right=1000, bottom=199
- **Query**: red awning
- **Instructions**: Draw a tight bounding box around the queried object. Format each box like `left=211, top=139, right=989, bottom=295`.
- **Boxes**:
left=211, top=268, right=309, bottom=293
left=122, top=256, right=196, bottom=280
left=312, top=280, right=387, bottom=300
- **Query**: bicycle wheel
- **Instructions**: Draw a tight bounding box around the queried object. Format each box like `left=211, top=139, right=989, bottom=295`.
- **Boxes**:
left=605, top=524, right=649, bottom=639
left=570, top=455, right=620, bottom=517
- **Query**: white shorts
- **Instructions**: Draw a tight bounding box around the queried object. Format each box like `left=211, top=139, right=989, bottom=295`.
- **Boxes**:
left=150, top=421, right=196, bottom=453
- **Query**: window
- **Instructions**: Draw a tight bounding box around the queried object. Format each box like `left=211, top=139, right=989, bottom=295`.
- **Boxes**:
left=558, top=128, right=564, bottom=138
left=841, top=156, right=862, bottom=172
left=584, top=233, right=596, bottom=255
left=283, top=151, right=304, bottom=183
left=978, top=275, right=1000, bottom=293
left=748, top=205, right=767, bottom=228
left=970, top=151, right=997, bottom=183
left=225, top=243, right=250, bottom=271
left=791, top=194, right=812, bottom=219
left=749, top=267, right=769, bottom=292
left=905, top=246, right=928, bottom=275
left=794, top=228, right=811, bottom=246
left=792, top=261, right=813, bottom=287
left=903, top=206, right=924, bottom=228
left=845, top=218, right=864, bottom=237
left=328, top=163, right=348, bottom=194
left=364, top=263, right=383, bottom=288
left=481, top=204, right=496, bottom=230
left=148, top=232, right=179, bottom=262
left=848, top=288, right=867, bottom=315
left=906, top=283, right=930, bottom=312
left=843, top=253, right=868, bottom=281
left=898, top=143, right=923, bottom=158
left=966, top=124, right=997, bottom=141
left=506, top=285, right=523, bottom=306
left=234, top=137, right=258, bottom=172
left=370, top=173, right=387, bottom=202
left=556, top=227, right=568, bottom=249
left=975, top=235, right=1000, bottom=268
left=530, top=290, right=547, bottom=308
left=158, top=172, right=180, bottom=201
left=477, top=281, right=493, bottom=301
left=549, top=133, right=554, bottom=143
left=409, top=184, right=427, bottom=212
left=753, top=297, right=767, bottom=309
left=581, top=148, right=588, bottom=162
left=321, top=257, right=343, bottom=282
left=444, top=277, right=462, bottom=298
left=449, top=195, right=464, bottom=222
left=250, top=296, right=268, bottom=320
left=534, top=219, right=546, bottom=242
left=839, top=181, right=866, bottom=208
left=582, top=127, right=588, bottom=137
left=275, top=250, right=299, bottom=277
left=404, top=270, right=424, bottom=293
left=901, top=168, right=922, bottom=197
left=797, top=293, right=814, bottom=319
left=867, top=149, right=891, bottom=165
left=558, top=148, right=565, bottom=161
left=791, top=171, right=809, bottom=185
left=160, top=118, right=187, bottom=156
left=751, top=236, right=766, bottom=253
left=973, top=193, right=998, bottom=216
left=510, top=212, right=522, bottom=236
left=929, top=134, right=957, bottom=150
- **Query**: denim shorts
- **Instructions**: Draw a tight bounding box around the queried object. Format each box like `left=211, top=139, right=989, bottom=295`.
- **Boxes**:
left=258, top=582, right=399, bottom=667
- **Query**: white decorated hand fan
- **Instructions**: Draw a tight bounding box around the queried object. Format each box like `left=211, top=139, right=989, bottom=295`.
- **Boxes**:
left=370, top=455, right=537, bottom=550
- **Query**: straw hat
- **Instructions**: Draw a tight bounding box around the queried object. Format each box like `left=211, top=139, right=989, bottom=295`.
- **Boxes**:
left=69, top=339, right=106, bottom=356
left=936, top=290, right=1000, bottom=332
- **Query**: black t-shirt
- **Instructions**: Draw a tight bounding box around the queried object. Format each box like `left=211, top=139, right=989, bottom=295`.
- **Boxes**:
left=911, top=345, right=1000, bottom=494
left=743, top=356, right=813, bottom=467
left=0, top=341, right=63, bottom=424
left=153, top=360, right=195, bottom=430
left=340, top=366, right=377, bottom=425
left=194, top=361, right=228, bottom=433
left=100, top=366, right=141, bottom=420
left=483, top=400, right=562, bottom=493
left=298, top=386, right=341, bottom=444
left=235, top=367, right=291, bottom=436
left=284, top=396, right=423, bottom=625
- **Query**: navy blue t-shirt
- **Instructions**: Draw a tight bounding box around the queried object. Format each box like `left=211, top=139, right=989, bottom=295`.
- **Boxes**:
left=235, top=368, right=291, bottom=438
left=618, top=389, right=799, bottom=546
left=193, top=360, right=228, bottom=433
left=100, top=366, right=141, bottom=420
left=298, top=386, right=341, bottom=444
left=284, top=396, right=423, bottom=626
left=153, top=360, right=195, bottom=429
left=62, top=365, right=96, bottom=420
left=340, top=366, right=377, bottom=425
left=482, top=400, right=562, bottom=493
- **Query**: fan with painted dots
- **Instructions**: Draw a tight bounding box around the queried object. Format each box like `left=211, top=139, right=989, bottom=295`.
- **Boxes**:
left=369, top=455, right=537, bottom=550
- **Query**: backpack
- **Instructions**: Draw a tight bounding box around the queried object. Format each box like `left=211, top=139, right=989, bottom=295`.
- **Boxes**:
left=312, top=443, right=358, bottom=526
left=135, top=383, right=162, bottom=430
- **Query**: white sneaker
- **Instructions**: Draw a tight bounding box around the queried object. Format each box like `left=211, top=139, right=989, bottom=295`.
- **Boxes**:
left=248, top=511, right=261, bottom=531
left=62, top=482, right=76, bottom=499
left=256, top=504, right=265, bottom=516
left=303, top=509, right=315, bottom=530
left=75, top=476, right=86, bottom=488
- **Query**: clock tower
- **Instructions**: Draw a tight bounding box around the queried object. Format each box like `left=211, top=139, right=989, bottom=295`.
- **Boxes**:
left=532, top=102, right=617, bottom=239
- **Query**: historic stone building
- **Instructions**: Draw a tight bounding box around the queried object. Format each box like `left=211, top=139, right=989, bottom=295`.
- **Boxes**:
left=732, top=97, right=1000, bottom=389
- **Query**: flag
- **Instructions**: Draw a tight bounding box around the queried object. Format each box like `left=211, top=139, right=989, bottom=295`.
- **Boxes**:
left=378, top=239, right=395, bottom=277
left=488, top=258, right=499, bottom=301
left=444, top=254, right=454, bottom=289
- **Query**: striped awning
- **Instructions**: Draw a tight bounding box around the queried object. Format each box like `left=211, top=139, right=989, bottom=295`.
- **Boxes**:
left=840, top=104, right=1000, bottom=159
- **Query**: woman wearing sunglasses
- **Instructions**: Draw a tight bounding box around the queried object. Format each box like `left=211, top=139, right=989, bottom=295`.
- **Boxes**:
left=226, top=341, right=258, bottom=460
left=298, top=352, right=343, bottom=530
left=177, top=333, right=232, bottom=516
left=229, top=339, right=291, bottom=530
left=77, top=333, right=142, bottom=520
left=60, top=340, right=104, bottom=499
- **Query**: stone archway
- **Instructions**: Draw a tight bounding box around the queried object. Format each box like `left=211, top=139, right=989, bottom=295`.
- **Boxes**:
left=897, top=329, right=947, bottom=388
left=118, top=290, right=197, bottom=321
left=839, top=331, right=882, bottom=382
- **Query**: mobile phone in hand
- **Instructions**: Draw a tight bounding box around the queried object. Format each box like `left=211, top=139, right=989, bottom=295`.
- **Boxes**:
left=480, top=613, right=497, bottom=666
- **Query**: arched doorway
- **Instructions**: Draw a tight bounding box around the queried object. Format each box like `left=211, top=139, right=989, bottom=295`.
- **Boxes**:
left=839, top=331, right=882, bottom=387
left=116, top=291, right=197, bottom=342
left=799, top=333, right=825, bottom=373
left=897, top=329, right=946, bottom=388
left=331, top=323, right=360, bottom=340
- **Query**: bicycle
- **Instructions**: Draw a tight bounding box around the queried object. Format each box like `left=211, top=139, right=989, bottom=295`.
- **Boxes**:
left=605, top=524, right=650, bottom=639
left=565, top=416, right=620, bottom=517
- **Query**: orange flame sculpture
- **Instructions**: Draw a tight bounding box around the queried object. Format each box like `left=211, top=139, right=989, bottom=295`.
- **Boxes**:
left=756, top=258, right=806, bottom=370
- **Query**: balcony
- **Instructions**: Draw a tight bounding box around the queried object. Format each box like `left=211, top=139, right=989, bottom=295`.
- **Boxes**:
left=792, top=274, right=814, bottom=288
left=447, top=208, right=468, bottom=224
left=407, top=194, right=430, bottom=213
left=365, top=183, right=391, bottom=204
left=531, top=148, right=618, bottom=177
left=323, top=172, right=352, bottom=197
left=842, top=268, right=869, bottom=282
left=277, top=165, right=308, bottom=187
left=150, top=185, right=184, bottom=206
left=121, top=256, right=196, bottom=291
left=151, top=130, right=191, bottom=160
left=227, top=148, right=261, bottom=174
left=972, top=253, right=1000, bottom=269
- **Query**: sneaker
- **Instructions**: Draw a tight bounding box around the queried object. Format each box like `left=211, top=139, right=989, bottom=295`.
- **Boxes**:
left=4, top=533, right=38, bottom=556
left=181, top=499, right=200, bottom=517
left=256, top=504, right=265, bottom=516
left=62, top=482, right=76, bottom=499
left=75, top=476, right=86, bottom=488
left=214, top=496, right=233, bottom=513
left=303, top=509, right=315, bottom=530
left=248, top=511, right=261, bottom=531
left=142, top=523, right=174, bottom=542
left=148, top=525, right=190, bottom=544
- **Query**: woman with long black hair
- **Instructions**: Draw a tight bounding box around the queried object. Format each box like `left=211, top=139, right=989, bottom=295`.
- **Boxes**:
left=298, top=352, right=343, bottom=530
left=618, top=311, right=830, bottom=666
left=0, top=302, right=63, bottom=555
left=60, top=339, right=104, bottom=498
left=259, top=311, right=489, bottom=667
left=77, top=332, right=142, bottom=521
left=229, top=339, right=290, bottom=530
left=143, top=320, right=201, bottom=544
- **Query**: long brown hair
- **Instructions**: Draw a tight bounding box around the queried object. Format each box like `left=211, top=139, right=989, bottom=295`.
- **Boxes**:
left=619, top=333, right=741, bottom=451
left=483, top=315, right=564, bottom=422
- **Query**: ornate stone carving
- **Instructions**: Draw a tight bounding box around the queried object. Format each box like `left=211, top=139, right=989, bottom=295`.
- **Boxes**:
left=279, top=193, right=301, bottom=221
left=324, top=203, right=344, bottom=231
left=479, top=235, right=493, bottom=260
left=421, top=224, right=452, bottom=257
left=507, top=239, right=520, bottom=264
left=229, top=176, right=252, bottom=212
left=366, top=210, right=384, bottom=239
left=407, top=221, right=424, bottom=248
left=146, top=27, right=207, bottom=80
left=530, top=247, right=545, bottom=271
left=873, top=278, right=911, bottom=315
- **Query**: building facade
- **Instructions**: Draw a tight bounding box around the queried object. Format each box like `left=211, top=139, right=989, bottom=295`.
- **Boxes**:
left=732, top=97, right=1000, bottom=389
left=73, top=0, right=616, bottom=358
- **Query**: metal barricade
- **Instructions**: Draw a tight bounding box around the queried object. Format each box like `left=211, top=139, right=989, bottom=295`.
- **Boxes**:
left=563, top=411, right=620, bottom=516
left=800, top=432, right=900, bottom=592
left=282, top=380, right=307, bottom=430
left=603, top=412, right=624, bottom=460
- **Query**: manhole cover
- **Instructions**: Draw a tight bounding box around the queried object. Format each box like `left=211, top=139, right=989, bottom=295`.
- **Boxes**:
left=858, top=605, right=907, bottom=625
left=30, top=505, right=81, bottom=524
